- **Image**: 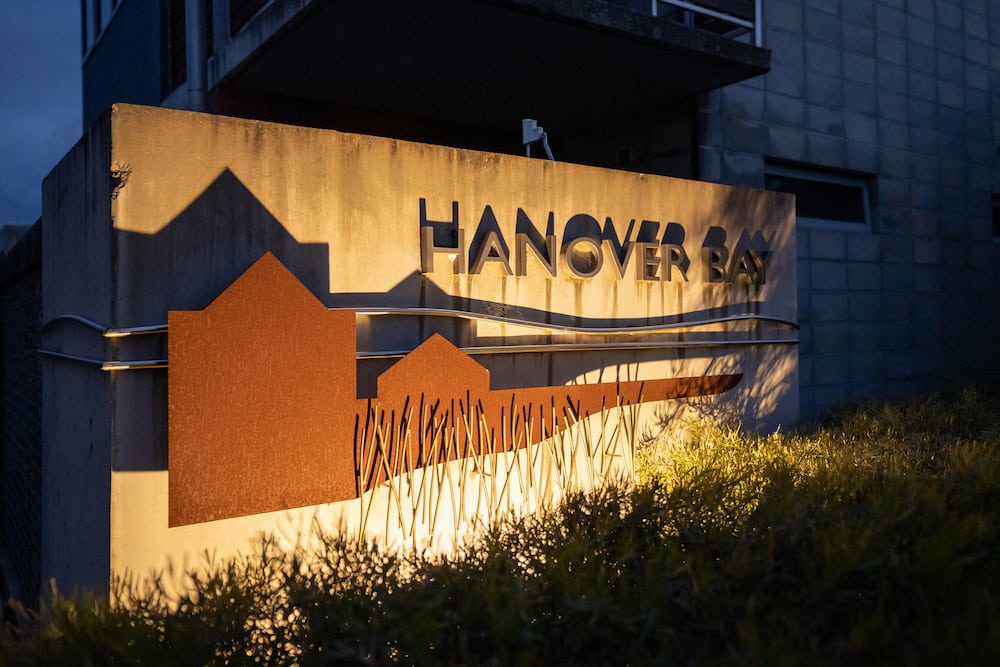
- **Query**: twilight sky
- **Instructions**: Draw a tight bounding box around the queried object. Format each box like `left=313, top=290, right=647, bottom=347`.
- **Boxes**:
left=0, top=0, right=81, bottom=227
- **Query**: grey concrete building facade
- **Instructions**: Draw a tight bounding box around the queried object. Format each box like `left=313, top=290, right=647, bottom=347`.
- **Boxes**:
left=697, top=0, right=1000, bottom=415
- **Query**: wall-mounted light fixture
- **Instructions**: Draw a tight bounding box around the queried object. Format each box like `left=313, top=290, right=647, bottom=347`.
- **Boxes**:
left=522, top=119, right=554, bottom=160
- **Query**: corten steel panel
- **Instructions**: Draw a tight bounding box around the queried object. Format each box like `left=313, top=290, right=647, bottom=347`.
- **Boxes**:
left=363, top=333, right=740, bottom=491
left=168, top=253, right=357, bottom=526
left=169, top=254, right=741, bottom=526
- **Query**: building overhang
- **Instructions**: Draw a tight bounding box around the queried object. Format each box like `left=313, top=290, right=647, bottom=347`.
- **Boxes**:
left=207, top=0, right=770, bottom=133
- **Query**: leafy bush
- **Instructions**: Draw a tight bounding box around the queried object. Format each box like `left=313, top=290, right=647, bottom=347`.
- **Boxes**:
left=4, top=388, right=1000, bottom=665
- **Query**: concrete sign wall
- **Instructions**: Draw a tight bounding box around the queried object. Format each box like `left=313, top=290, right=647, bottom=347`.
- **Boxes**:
left=40, top=105, right=797, bottom=596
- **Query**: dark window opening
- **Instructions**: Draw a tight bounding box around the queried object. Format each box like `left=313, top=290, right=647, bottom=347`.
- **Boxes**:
left=765, top=164, right=871, bottom=227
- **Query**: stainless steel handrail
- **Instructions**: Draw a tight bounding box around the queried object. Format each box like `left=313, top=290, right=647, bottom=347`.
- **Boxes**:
left=353, top=308, right=798, bottom=334
left=37, top=349, right=168, bottom=371
left=42, top=314, right=168, bottom=338
left=655, top=0, right=753, bottom=29
left=357, top=337, right=798, bottom=360
left=651, top=0, right=761, bottom=47
left=39, top=336, right=797, bottom=371
left=44, top=309, right=798, bottom=339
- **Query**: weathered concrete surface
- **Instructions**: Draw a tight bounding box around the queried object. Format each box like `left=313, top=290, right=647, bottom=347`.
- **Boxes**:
left=109, top=105, right=795, bottom=324
left=41, top=105, right=796, bottom=596
left=40, top=117, right=114, bottom=598
left=697, top=0, right=1000, bottom=416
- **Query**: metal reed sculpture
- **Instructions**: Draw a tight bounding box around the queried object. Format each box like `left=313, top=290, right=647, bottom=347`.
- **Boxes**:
left=168, top=253, right=742, bottom=534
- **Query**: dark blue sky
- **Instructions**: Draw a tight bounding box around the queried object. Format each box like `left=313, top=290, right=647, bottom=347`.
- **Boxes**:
left=0, top=1, right=81, bottom=227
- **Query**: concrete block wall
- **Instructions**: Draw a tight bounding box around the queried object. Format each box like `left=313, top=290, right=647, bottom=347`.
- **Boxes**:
left=698, top=0, right=1000, bottom=417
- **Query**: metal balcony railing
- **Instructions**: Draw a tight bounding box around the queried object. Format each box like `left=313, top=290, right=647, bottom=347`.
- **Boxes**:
left=216, top=1, right=763, bottom=49
left=651, top=0, right=762, bottom=47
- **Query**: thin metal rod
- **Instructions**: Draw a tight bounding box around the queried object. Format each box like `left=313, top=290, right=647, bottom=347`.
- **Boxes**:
left=104, top=324, right=169, bottom=338
left=352, top=308, right=800, bottom=333
left=358, top=338, right=799, bottom=360
left=38, top=349, right=167, bottom=371
left=101, top=359, right=169, bottom=371
left=541, top=133, right=554, bottom=160
left=42, top=314, right=107, bottom=334
left=655, top=0, right=755, bottom=29
left=42, top=315, right=168, bottom=338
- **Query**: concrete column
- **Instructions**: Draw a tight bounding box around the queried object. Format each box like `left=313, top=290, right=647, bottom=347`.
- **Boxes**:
left=185, top=0, right=209, bottom=111
left=211, top=0, right=230, bottom=57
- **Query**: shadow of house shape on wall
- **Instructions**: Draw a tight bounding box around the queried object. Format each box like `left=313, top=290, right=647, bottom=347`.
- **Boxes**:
left=117, top=167, right=763, bottom=405
left=117, top=168, right=332, bottom=317
left=168, top=252, right=357, bottom=527
left=119, top=167, right=474, bottom=320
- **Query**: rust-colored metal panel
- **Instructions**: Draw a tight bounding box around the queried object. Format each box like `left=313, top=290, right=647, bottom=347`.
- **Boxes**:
left=356, top=333, right=740, bottom=492
left=169, top=253, right=741, bottom=526
left=168, top=252, right=357, bottom=526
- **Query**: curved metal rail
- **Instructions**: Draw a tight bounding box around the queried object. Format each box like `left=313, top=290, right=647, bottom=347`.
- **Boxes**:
left=357, top=337, right=798, bottom=360
left=39, top=336, right=797, bottom=371
left=37, top=349, right=168, bottom=371
left=352, top=307, right=799, bottom=334
left=42, top=314, right=168, bottom=338
left=43, top=308, right=798, bottom=339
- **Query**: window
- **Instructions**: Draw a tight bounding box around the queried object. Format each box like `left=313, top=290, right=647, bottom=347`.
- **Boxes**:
left=765, top=163, right=872, bottom=230
left=993, top=195, right=1000, bottom=239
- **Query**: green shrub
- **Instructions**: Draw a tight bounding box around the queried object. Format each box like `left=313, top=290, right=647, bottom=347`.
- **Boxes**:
left=4, top=388, right=1000, bottom=665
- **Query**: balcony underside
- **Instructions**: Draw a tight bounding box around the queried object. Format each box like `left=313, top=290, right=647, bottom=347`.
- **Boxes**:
left=209, top=0, right=769, bottom=134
